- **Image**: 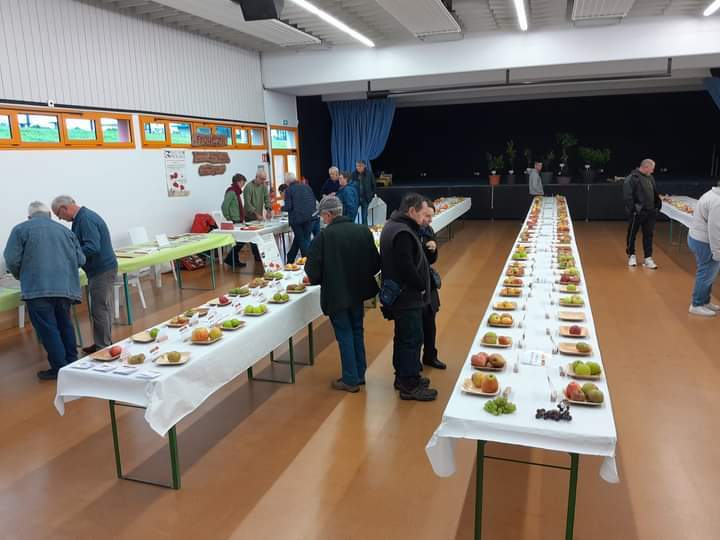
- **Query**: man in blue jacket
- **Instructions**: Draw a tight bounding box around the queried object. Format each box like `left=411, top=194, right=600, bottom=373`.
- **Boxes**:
left=283, top=172, right=318, bottom=264
left=52, top=195, right=118, bottom=354
left=336, top=170, right=359, bottom=220
left=4, top=202, right=86, bottom=379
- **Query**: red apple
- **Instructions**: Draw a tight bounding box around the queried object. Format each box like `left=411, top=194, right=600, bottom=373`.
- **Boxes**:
left=498, top=336, right=511, bottom=346
left=471, top=352, right=489, bottom=368
left=569, top=325, right=582, bottom=336
left=109, top=345, right=122, bottom=357
left=565, top=382, right=581, bottom=398
left=481, top=374, right=499, bottom=394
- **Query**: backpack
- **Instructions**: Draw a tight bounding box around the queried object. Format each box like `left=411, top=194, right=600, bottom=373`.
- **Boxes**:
left=190, top=213, right=217, bottom=233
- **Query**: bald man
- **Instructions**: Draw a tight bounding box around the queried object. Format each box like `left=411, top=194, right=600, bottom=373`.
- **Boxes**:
left=623, top=159, right=661, bottom=269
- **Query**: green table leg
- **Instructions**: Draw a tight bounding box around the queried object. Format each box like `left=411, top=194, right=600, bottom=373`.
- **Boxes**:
left=475, top=440, right=486, bottom=540
left=251, top=339, right=296, bottom=383
left=71, top=305, right=84, bottom=348
left=109, top=400, right=123, bottom=478
left=175, top=260, right=184, bottom=289
left=288, top=337, right=295, bottom=384
left=565, top=453, right=579, bottom=540
left=209, top=251, right=216, bottom=290
left=247, top=366, right=253, bottom=380
left=308, top=322, right=314, bottom=365
left=123, top=273, right=133, bottom=325
left=169, top=426, right=181, bottom=490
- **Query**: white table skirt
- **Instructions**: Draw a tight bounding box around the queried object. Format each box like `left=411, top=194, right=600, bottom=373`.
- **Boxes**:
left=55, top=274, right=321, bottom=436
left=432, top=198, right=472, bottom=233
left=426, top=196, right=619, bottom=483
left=661, top=196, right=697, bottom=229
left=368, top=196, right=387, bottom=226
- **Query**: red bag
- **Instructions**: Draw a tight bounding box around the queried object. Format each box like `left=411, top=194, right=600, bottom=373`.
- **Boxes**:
left=190, top=213, right=217, bottom=233
left=180, top=255, right=206, bottom=271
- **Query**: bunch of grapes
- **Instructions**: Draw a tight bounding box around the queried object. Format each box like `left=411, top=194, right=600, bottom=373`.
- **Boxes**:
left=536, top=400, right=572, bottom=421
left=484, top=396, right=517, bottom=416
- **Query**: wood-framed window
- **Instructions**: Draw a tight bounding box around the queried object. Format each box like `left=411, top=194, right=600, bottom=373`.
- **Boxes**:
left=138, top=114, right=267, bottom=150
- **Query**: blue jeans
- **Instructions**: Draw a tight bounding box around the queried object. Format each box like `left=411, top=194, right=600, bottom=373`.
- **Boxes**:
left=359, top=201, right=369, bottom=225
left=287, top=220, right=313, bottom=263
left=329, top=304, right=367, bottom=386
left=688, top=236, right=720, bottom=307
left=27, top=297, right=77, bottom=373
left=311, top=217, right=320, bottom=239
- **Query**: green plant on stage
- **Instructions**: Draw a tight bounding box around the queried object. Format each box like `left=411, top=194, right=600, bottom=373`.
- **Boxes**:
left=486, top=152, right=505, bottom=174
left=556, top=132, right=578, bottom=169
left=505, top=140, right=517, bottom=173
left=542, top=151, right=555, bottom=170
left=578, top=147, right=611, bottom=170
left=523, top=147, right=533, bottom=168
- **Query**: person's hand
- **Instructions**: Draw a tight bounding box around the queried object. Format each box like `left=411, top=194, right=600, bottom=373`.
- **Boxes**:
left=426, top=240, right=437, bottom=252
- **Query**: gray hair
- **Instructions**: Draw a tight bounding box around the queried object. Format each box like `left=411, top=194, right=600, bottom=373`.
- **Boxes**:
left=51, top=195, right=76, bottom=213
left=318, top=195, right=343, bottom=217
left=284, top=171, right=297, bottom=183
left=28, top=201, right=51, bottom=218
left=328, top=166, right=339, bottom=175
left=640, top=159, right=655, bottom=168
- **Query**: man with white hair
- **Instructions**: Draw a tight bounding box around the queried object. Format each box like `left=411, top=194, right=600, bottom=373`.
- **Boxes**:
left=52, top=195, right=117, bottom=353
left=623, top=158, right=661, bottom=269
left=321, top=166, right=340, bottom=197
left=3, top=202, right=86, bottom=379
left=305, top=196, right=380, bottom=392
left=283, top=171, right=318, bottom=263
left=244, top=169, right=272, bottom=222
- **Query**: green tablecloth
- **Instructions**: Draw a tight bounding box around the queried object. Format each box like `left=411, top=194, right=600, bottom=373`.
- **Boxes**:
left=0, top=287, right=21, bottom=312
left=115, top=233, right=234, bottom=274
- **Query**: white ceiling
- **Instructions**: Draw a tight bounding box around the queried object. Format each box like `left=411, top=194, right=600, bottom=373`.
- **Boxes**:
left=88, top=0, right=714, bottom=51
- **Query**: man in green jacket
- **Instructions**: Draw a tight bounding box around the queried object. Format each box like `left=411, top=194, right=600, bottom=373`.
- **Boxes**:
left=306, top=196, right=380, bottom=392
left=243, top=170, right=272, bottom=222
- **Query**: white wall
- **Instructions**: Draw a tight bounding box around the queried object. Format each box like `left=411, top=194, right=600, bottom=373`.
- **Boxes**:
left=0, top=0, right=264, bottom=121
left=263, top=91, right=299, bottom=128
left=0, top=138, right=266, bottom=248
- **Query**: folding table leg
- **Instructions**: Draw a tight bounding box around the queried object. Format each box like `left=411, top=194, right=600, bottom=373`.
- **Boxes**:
left=308, top=322, right=314, bottom=365
left=272, top=333, right=311, bottom=366
left=565, top=453, right=579, bottom=540
left=123, top=273, right=133, bottom=325
left=71, top=305, right=83, bottom=348
left=475, top=440, right=486, bottom=540
left=250, top=338, right=296, bottom=383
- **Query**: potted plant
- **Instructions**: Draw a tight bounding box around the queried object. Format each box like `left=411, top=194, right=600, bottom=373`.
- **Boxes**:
left=505, top=140, right=517, bottom=184
left=556, top=133, right=577, bottom=185
left=486, top=152, right=504, bottom=186
left=541, top=151, right=555, bottom=185
left=578, top=147, right=611, bottom=183
left=523, top=148, right=533, bottom=183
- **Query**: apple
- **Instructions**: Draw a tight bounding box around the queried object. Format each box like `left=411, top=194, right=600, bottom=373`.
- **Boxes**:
left=576, top=342, right=591, bottom=354
left=471, top=352, right=489, bottom=367
left=500, top=314, right=513, bottom=325
left=488, top=313, right=501, bottom=325
left=569, top=325, right=582, bottom=336
left=498, top=336, right=511, bottom=346
left=489, top=353, right=506, bottom=368
left=482, top=332, right=498, bottom=345
left=565, top=382, right=581, bottom=398
left=209, top=327, right=222, bottom=340
left=471, top=371, right=485, bottom=388
left=481, top=374, right=499, bottom=394
left=109, top=345, right=122, bottom=357
left=192, top=327, right=209, bottom=342
left=218, top=295, right=230, bottom=305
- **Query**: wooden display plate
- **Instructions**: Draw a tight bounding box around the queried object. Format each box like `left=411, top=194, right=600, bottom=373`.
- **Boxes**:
left=156, top=352, right=191, bottom=366
left=558, top=285, right=582, bottom=293
left=219, top=321, right=245, bottom=331
left=91, top=349, right=121, bottom=362
left=488, top=320, right=514, bottom=328
left=167, top=319, right=189, bottom=328
left=286, top=287, right=307, bottom=294
left=471, top=363, right=505, bottom=372
left=480, top=339, right=512, bottom=348
left=191, top=336, right=222, bottom=345
left=499, top=289, right=522, bottom=298
left=564, top=396, right=603, bottom=407
left=558, top=311, right=586, bottom=322
left=227, top=290, right=250, bottom=297
left=493, top=301, right=517, bottom=311
left=559, top=300, right=585, bottom=308
left=566, top=363, right=602, bottom=380
left=207, top=298, right=232, bottom=307
left=503, top=280, right=524, bottom=288
left=461, top=378, right=501, bottom=396
left=131, top=331, right=156, bottom=343
left=268, top=298, right=290, bottom=304
left=559, top=342, right=592, bottom=356
left=243, top=310, right=268, bottom=317
left=559, top=326, right=589, bottom=338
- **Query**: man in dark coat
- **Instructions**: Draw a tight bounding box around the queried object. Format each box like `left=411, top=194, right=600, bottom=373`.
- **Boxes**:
left=419, top=203, right=446, bottom=370
left=379, top=192, right=438, bottom=401
left=350, top=160, right=375, bottom=225
left=306, top=196, right=380, bottom=392
left=284, top=172, right=318, bottom=263
left=623, top=158, right=661, bottom=269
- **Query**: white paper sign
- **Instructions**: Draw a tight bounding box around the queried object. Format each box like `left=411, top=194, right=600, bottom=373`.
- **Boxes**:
left=156, top=234, right=171, bottom=248
left=258, top=234, right=284, bottom=271
left=164, top=149, right=189, bottom=197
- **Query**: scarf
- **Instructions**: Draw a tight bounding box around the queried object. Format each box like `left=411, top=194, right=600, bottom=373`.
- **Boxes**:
left=226, top=184, right=245, bottom=222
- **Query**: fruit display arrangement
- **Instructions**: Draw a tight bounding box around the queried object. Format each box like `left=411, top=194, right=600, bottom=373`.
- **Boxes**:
left=295, top=257, right=307, bottom=265
left=480, top=332, right=512, bottom=347
left=285, top=263, right=301, bottom=271
left=471, top=352, right=506, bottom=370
left=263, top=271, right=284, bottom=280
left=127, top=353, right=146, bottom=365
left=191, top=326, right=223, bottom=344
left=564, top=381, right=604, bottom=405
left=243, top=304, right=268, bottom=316
left=559, top=272, right=581, bottom=285
left=499, top=287, right=522, bottom=297
left=487, top=312, right=513, bottom=327
left=567, top=359, right=602, bottom=378
left=506, top=266, right=524, bottom=277
left=168, top=316, right=189, bottom=327
left=536, top=401, right=572, bottom=421
left=464, top=372, right=500, bottom=395
left=286, top=284, right=306, bottom=293
left=270, top=292, right=290, bottom=303
left=248, top=278, right=267, bottom=288
left=559, top=295, right=584, bottom=307
left=220, top=318, right=244, bottom=330
left=157, top=351, right=186, bottom=365
left=560, top=324, right=586, bottom=337
left=132, top=328, right=159, bottom=343
left=559, top=342, right=592, bottom=356
left=493, top=300, right=517, bottom=310
left=503, top=277, right=523, bottom=287
left=484, top=395, right=516, bottom=416
left=228, top=287, right=250, bottom=297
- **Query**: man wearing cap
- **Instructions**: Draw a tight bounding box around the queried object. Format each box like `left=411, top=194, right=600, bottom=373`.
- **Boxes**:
left=305, top=196, right=380, bottom=392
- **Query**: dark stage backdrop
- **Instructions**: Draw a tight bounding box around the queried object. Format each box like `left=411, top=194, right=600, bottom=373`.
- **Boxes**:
left=298, top=91, right=720, bottom=187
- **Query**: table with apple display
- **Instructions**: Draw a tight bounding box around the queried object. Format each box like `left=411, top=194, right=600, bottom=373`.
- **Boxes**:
left=210, top=218, right=293, bottom=263
left=660, top=194, right=697, bottom=247
left=430, top=197, right=471, bottom=238
left=54, top=266, right=320, bottom=489
left=425, top=196, right=618, bottom=540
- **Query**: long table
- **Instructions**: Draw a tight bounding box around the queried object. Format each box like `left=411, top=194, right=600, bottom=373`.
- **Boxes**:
left=55, top=271, right=321, bottom=488
left=210, top=218, right=293, bottom=264
left=660, top=196, right=697, bottom=247
left=431, top=197, right=471, bottom=237
left=426, top=196, right=618, bottom=539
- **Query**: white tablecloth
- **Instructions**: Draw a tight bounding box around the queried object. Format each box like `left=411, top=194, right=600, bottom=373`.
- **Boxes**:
left=368, top=196, right=387, bottom=226
left=210, top=219, right=292, bottom=245
left=432, top=198, right=472, bottom=233
left=55, top=274, right=321, bottom=436
left=426, top=197, right=619, bottom=483
left=660, top=196, right=697, bottom=229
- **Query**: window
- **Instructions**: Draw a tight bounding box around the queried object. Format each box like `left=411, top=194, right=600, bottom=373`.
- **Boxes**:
left=64, top=117, right=97, bottom=142
left=215, top=125, right=232, bottom=146
left=0, top=114, right=11, bottom=140
left=169, top=122, right=191, bottom=145
left=195, top=125, right=212, bottom=136
left=250, top=128, right=265, bottom=148
left=234, top=127, right=248, bottom=146
left=100, top=117, right=132, bottom=144
left=271, top=128, right=297, bottom=150
left=18, top=113, right=61, bottom=144
left=143, top=121, right=167, bottom=143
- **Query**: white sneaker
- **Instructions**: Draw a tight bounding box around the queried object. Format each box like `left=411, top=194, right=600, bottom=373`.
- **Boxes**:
left=628, top=255, right=637, bottom=267
left=689, top=305, right=716, bottom=317
left=705, top=303, right=720, bottom=312
left=643, top=257, right=658, bottom=269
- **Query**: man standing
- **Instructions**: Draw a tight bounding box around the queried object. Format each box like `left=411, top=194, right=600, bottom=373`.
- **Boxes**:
left=321, top=166, right=341, bottom=197
left=306, top=196, right=380, bottom=392
left=243, top=169, right=272, bottom=262
left=419, top=203, right=446, bottom=370
left=528, top=161, right=544, bottom=199
left=52, top=195, right=117, bottom=354
left=623, top=159, right=661, bottom=269
left=351, top=160, right=375, bottom=225
left=379, top=193, right=438, bottom=401
left=221, top=173, right=248, bottom=268
left=336, top=170, right=360, bottom=220
left=687, top=184, right=720, bottom=316
left=4, top=202, right=86, bottom=379
left=284, top=172, right=317, bottom=263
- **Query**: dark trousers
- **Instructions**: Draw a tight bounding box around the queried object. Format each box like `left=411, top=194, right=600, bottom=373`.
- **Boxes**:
left=87, top=269, right=115, bottom=347
left=392, top=308, right=424, bottom=389
left=626, top=210, right=656, bottom=258
left=359, top=200, right=369, bottom=225
left=421, top=304, right=438, bottom=364
left=224, top=242, right=246, bottom=265
left=329, top=303, right=367, bottom=386
left=27, top=297, right=77, bottom=373
left=287, top=220, right=313, bottom=263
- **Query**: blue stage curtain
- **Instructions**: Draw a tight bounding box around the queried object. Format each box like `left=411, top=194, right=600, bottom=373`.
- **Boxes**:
left=704, top=77, right=720, bottom=110
left=327, top=99, right=396, bottom=172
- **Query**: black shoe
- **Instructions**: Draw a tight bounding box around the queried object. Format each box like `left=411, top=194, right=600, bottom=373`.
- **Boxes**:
left=82, top=345, right=99, bottom=355
left=399, top=385, right=438, bottom=401
left=423, top=358, right=447, bottom=370
left=394, top=376, right=430, bottom=391
left=331, top=378, right=359, bottom=393
left=37, top=369, right=58, bottom=381
left=224, top=259, right=247, bottom=268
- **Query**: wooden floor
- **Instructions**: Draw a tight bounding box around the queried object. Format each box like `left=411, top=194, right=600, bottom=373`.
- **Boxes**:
left=1, top=220, right=718, bottom=540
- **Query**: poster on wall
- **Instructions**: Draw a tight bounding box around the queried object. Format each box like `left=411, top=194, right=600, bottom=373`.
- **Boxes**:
left=164, top=150, right=189, bottom=197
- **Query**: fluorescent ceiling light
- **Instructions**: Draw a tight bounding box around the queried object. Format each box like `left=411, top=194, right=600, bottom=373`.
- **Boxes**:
left=513, top=0, right=528, bottom=32
left=286, top=0, right=375, bottom=47
left=704, top=1, right=720, bottom=16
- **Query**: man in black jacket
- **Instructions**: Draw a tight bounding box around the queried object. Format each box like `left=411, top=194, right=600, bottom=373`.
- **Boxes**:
left=419, top=204, right=446, bottom=370
left=351, top=160, right=375, bottom=225
left=306, top=196, right=380, bottom=392
left=623, top=159, right=661, bottom=269
left=379, top=193, right=438, bottom=401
